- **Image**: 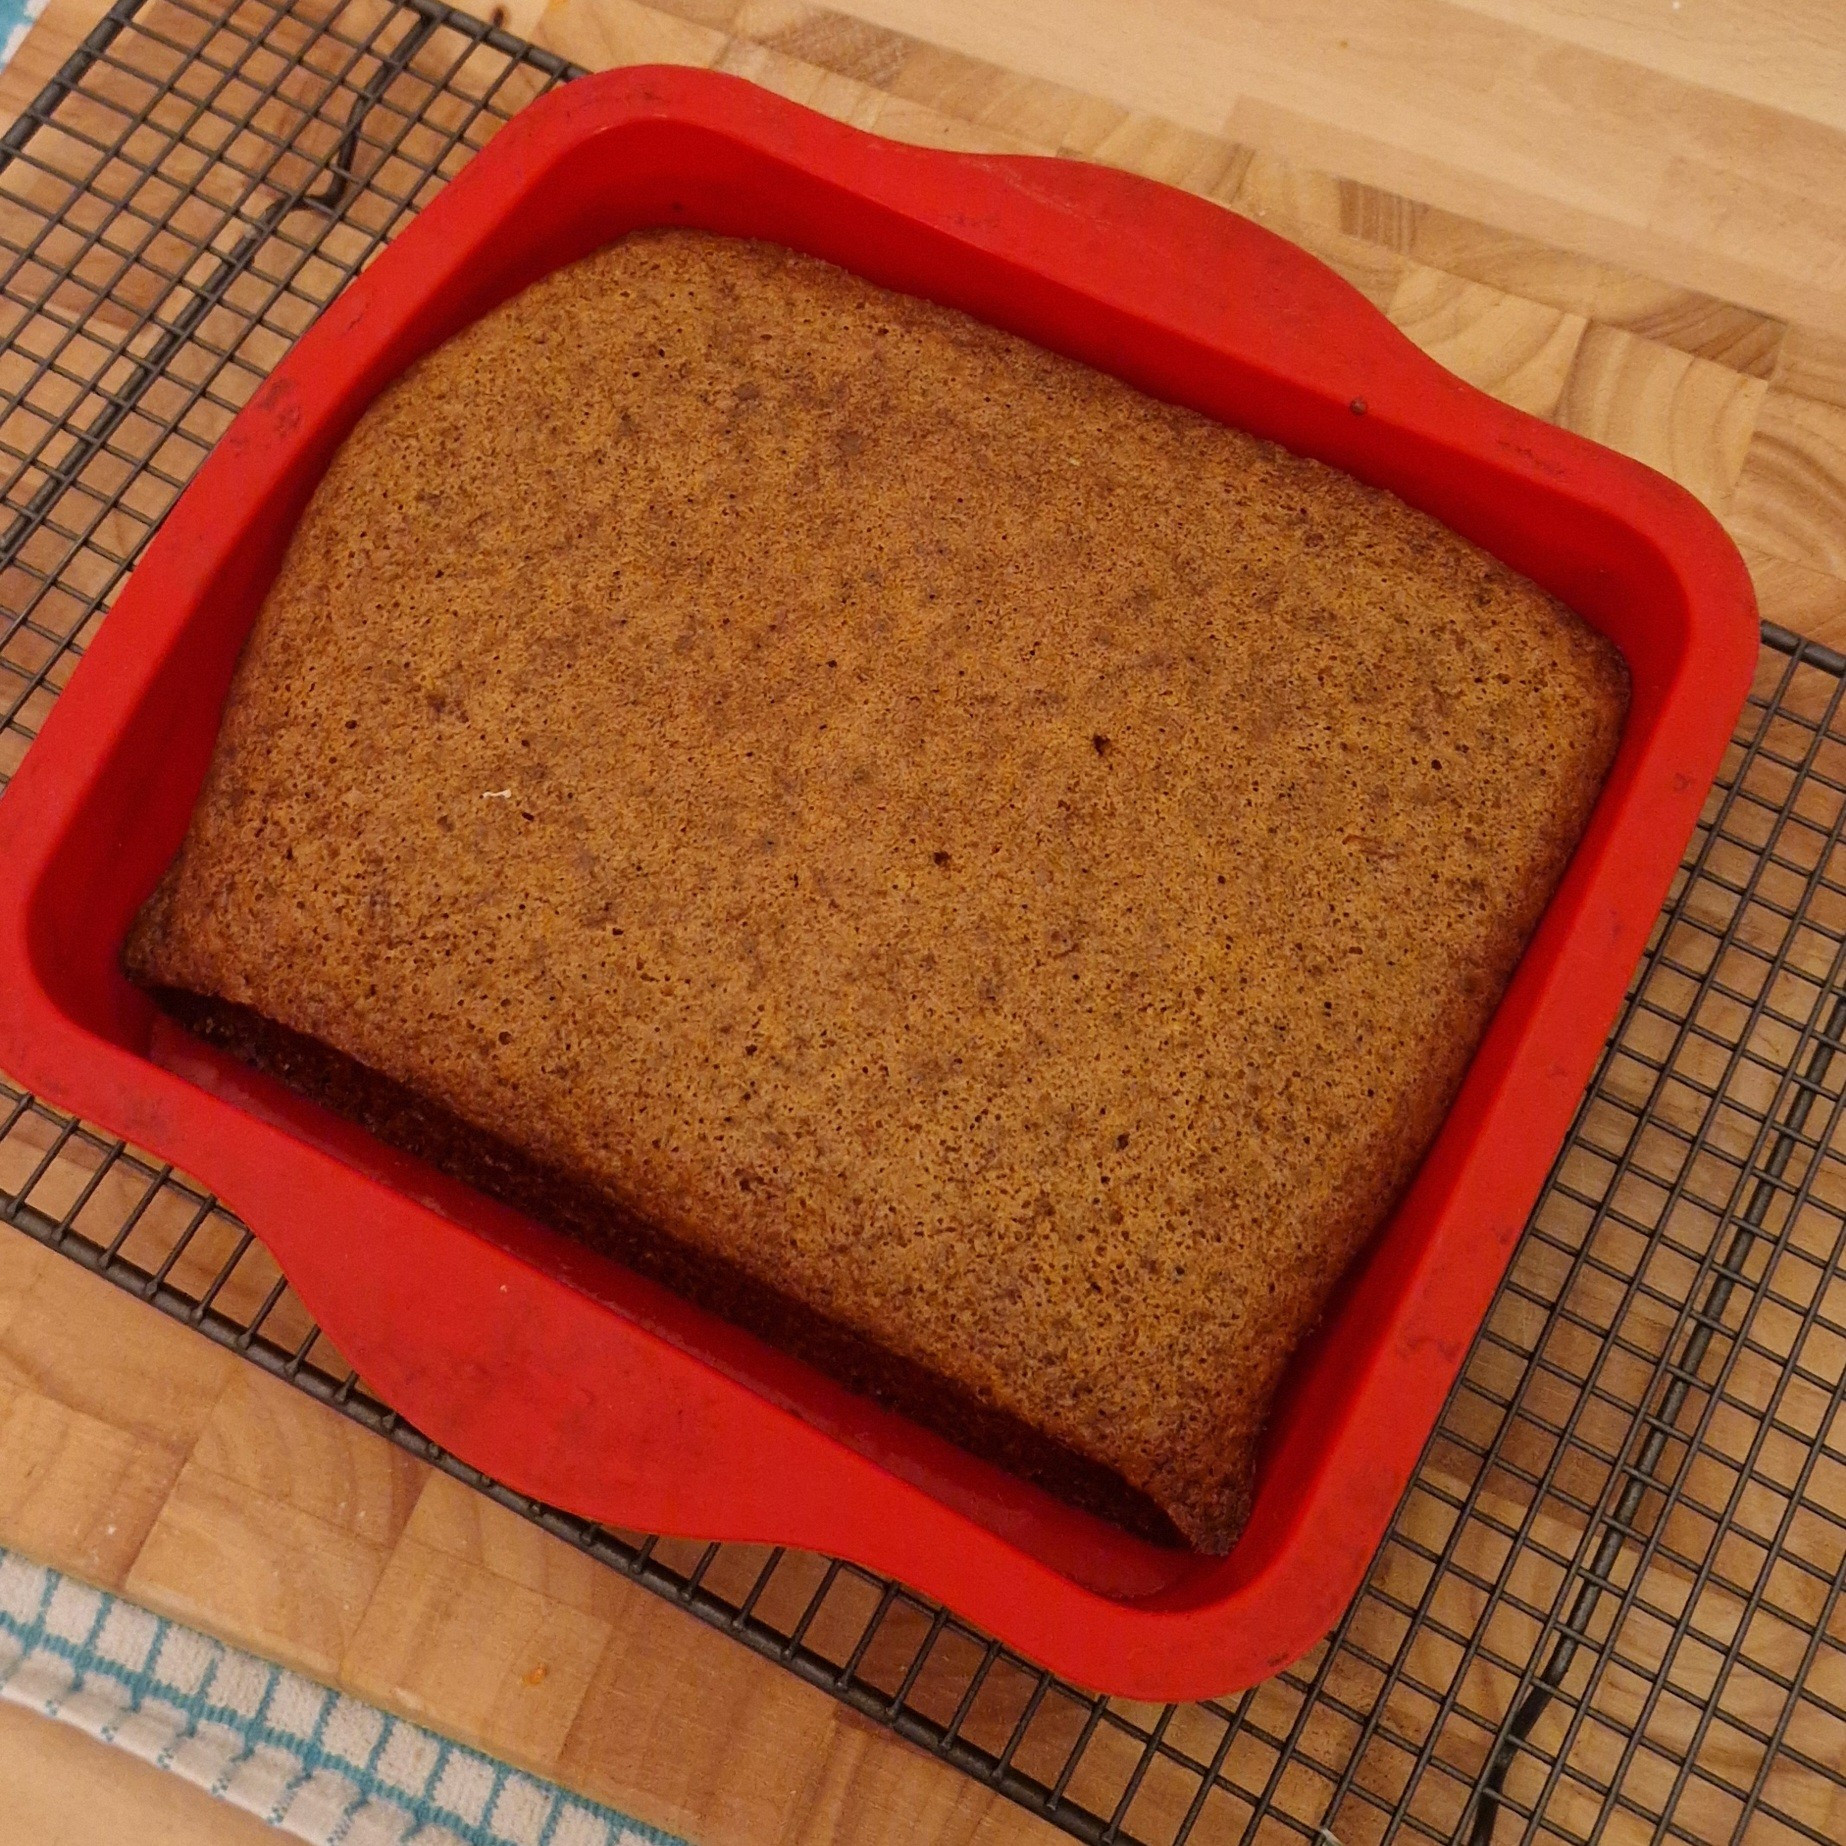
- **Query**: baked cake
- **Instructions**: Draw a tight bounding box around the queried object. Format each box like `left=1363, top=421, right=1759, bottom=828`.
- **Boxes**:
left=125, top=229, right=1628, bottom=1552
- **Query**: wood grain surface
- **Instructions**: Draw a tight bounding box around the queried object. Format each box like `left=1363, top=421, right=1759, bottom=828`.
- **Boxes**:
left=3, top=3, right=1846, bottom=1844
left=0, top=1701, right=287, bottom=1846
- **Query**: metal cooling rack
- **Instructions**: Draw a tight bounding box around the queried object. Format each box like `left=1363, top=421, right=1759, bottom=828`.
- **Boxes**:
left=1, top=3, right=1843, bottom=1841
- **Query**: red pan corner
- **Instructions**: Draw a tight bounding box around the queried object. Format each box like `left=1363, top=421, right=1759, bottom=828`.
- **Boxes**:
left=0, top=66, right=1758, bottom=1698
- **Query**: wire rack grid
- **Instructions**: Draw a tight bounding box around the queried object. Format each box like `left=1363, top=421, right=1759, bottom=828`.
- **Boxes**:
left=0, top=3, right=1843, bottom=1842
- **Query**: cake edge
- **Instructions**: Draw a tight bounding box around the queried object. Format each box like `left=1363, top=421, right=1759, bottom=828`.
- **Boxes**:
left=136, top=981, right=1200, bottom=1553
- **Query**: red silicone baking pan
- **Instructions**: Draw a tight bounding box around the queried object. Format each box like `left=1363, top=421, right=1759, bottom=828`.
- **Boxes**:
left=0, top=65, right=1757, bottom=1698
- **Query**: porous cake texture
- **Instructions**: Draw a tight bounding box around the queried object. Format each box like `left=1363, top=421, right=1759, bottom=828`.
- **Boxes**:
left=127, top=230, right=1628, bottom=1551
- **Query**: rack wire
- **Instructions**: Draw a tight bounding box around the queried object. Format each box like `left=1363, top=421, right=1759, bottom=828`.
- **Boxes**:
left=1, top=2, right=1843, bottom=1840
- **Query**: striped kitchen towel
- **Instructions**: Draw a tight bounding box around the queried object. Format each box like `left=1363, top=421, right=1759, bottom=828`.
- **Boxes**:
left=0, top=0, right=48, bottom=71
left=0, top=1548, right=686, bottom=1846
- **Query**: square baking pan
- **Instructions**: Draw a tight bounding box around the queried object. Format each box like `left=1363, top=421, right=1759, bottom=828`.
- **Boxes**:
left=0, top=65, right=1758, bottom=1699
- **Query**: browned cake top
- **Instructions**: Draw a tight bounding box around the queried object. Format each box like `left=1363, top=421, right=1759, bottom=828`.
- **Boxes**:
left=128, top=229, right=1628, bottom=1551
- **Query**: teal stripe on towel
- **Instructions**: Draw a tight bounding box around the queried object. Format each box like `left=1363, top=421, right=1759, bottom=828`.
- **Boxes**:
left=0, top=0, right=48, bottom=73
left=0, top=1548, right=686, bottom=1846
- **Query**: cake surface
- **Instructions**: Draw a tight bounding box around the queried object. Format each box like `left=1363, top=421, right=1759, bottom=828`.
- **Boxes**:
left=126, top=229, right=1628, bottom=1552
